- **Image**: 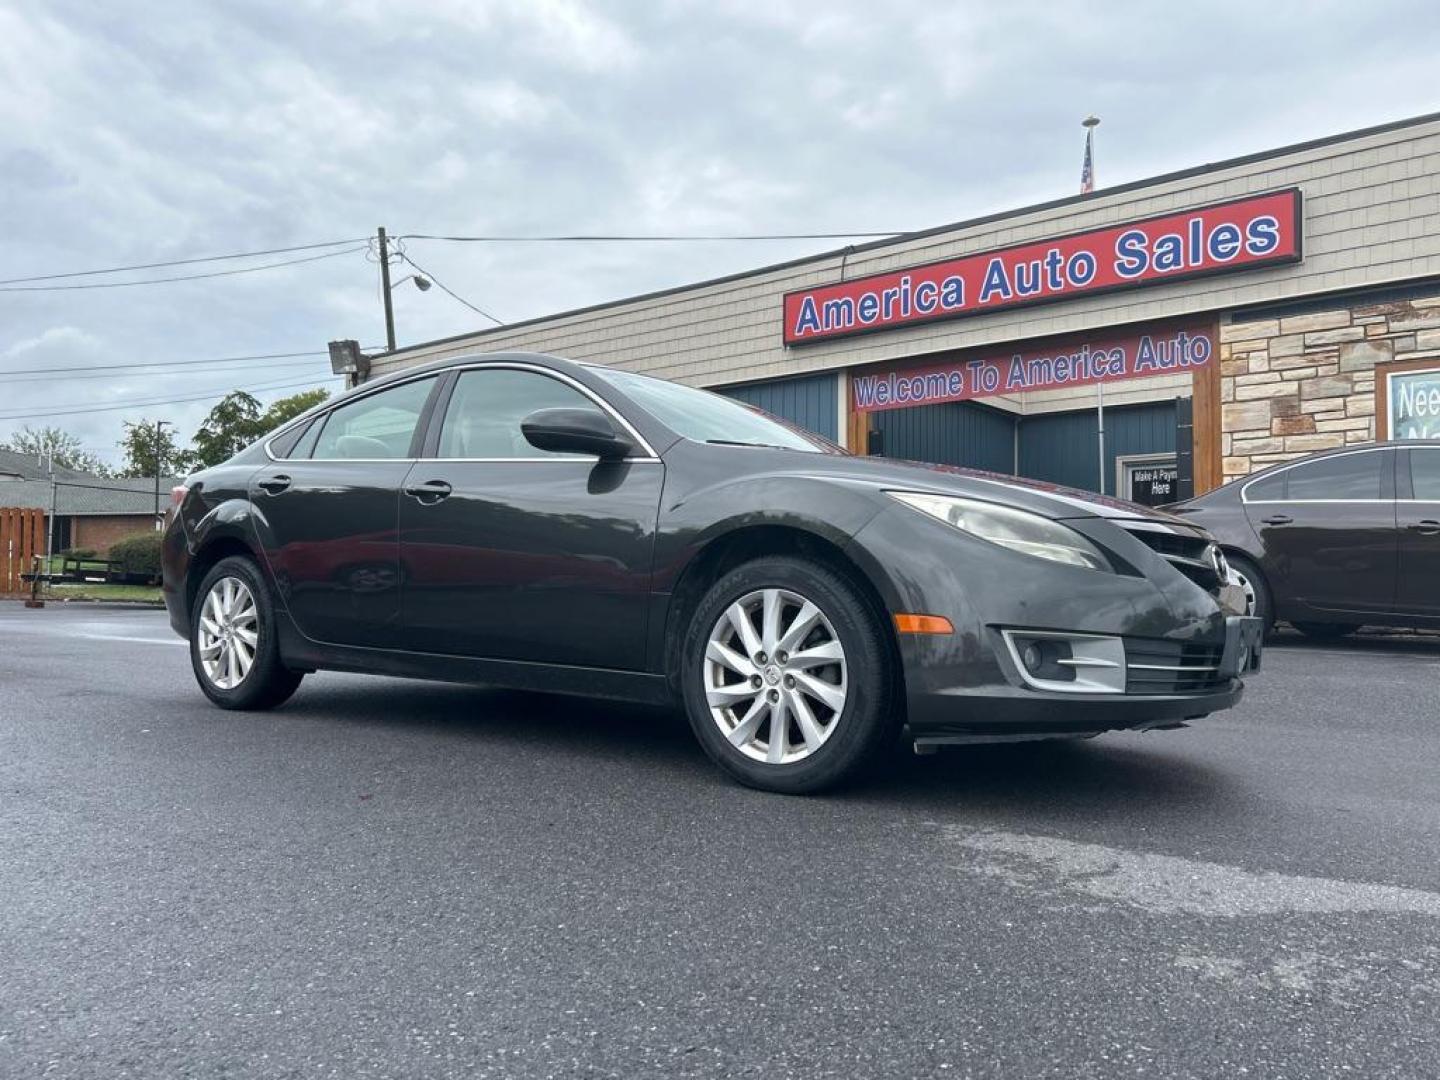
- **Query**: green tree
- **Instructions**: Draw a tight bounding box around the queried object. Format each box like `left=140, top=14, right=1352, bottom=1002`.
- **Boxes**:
left=190, top=391, right=264, bottom=468
left=262, top=388, right=329, bottom=429
left=187, top=388, right=331, bottom=468
left=117, top=419, right=195, bottom=478
left=0, top=425, right=111, bottom=475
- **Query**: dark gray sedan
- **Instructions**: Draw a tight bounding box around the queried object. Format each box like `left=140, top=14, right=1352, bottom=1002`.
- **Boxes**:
left=163, top=351, right=1262, bottom=793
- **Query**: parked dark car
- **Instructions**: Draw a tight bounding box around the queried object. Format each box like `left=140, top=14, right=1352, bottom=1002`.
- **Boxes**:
left=1167, top=441, right=1440, bottom=639
left=163, top=351, right=1262, bottom=793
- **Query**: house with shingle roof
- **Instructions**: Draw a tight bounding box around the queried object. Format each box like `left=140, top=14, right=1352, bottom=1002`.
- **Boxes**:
left=0, top=449, right=183, bottom=553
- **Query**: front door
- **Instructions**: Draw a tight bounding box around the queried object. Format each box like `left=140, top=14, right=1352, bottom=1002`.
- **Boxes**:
left=398, top=365, right=663, bottom=670
left=252, top=375, right=439, bottom=648
left=1396, top=445, right=1440, bottom=618
left=1242, top=446, right=1397, bottom=618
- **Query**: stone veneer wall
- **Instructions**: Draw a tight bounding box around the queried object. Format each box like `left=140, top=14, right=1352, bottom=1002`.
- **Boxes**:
left=1217, top=293, right=1440, bottom=483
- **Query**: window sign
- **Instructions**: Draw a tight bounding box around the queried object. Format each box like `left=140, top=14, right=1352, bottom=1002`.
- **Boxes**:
left=1387, top=365, right=1440, bottom=440
left=1117, top=454, right=1179, bottom=507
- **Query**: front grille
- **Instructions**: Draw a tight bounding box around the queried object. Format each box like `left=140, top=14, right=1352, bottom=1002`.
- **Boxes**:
left=1125, top=638, right=1228, bottom=694
left=1117, top=523, right=1225, bottom=596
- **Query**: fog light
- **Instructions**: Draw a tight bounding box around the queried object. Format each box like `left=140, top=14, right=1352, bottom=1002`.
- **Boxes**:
left=1000, top=630, right=1127, bottom=695
left=1015, top=637, right=1076, bottom=682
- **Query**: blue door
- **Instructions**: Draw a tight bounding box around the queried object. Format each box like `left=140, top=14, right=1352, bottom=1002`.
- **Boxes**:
left=719, top=373, right=838, bottom=441
left=1019, top=400, right=1180, bottom=494
left=871, top=400, right=1016, bottom=472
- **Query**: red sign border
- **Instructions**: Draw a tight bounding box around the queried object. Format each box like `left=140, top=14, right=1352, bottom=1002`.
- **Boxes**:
left=782, top=187, right=1304, bottom=346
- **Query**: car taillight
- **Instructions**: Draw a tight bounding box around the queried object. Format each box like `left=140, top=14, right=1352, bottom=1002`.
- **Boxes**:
left=170, top=484, right=189, bottom=508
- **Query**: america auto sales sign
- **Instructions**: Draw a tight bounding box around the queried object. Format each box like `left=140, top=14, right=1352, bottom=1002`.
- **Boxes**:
left=783, top=189, right=1302, bottom=346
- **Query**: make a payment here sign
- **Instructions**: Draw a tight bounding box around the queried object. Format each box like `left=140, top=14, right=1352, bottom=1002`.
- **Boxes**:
left=783, top=189, right=1302, bottom=345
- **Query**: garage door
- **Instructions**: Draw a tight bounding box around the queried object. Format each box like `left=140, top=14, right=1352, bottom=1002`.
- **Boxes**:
left=1020, top=400, right=1180, bottom=493
left=719, top=372, right=838, bottom=441
left=870, top=399, right=1016, bottom=473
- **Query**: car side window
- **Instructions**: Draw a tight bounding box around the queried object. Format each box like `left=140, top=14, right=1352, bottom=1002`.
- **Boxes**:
left=289, top=418, right=322, bottom=460
left=1284, top=450, right=1383, bottom=501
left=1411, top=448, right=1440, bottom=500
left=1244, top=471, right=1286, bottom=501
left=309, top=377, right=436, bottom=460
left=435, top=368, right=602, bottom=459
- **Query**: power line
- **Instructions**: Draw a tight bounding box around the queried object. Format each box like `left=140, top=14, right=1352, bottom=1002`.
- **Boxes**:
left=0, top=245, right=369, bottom=293
left=397, top=254, right=505, bottom=326
left=0, top=237, right=369, bottom=286
left=0, top=356, right=336, bottom=385
left=0, top=344, right=385, bottom=378
left=0, top=374, right=337, bottom=422
left=401, top=231, right=904, bottom=243
left=0, top=349, right=328, bottom=378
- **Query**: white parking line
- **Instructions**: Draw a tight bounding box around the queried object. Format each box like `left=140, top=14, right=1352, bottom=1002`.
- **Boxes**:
left=947, top=827, right=1440, bottom=916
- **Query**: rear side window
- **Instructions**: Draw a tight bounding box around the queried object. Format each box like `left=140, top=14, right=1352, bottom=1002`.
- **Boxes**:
left=1244, top=470, right=1286, bottom=501
left=310, top=377, right=436, bottom=460
left=268, top=419, right=313, bottom=459
left=1284, top=450, right=1384, bottom=500
left=1411, top=448, right=1440, bottom=500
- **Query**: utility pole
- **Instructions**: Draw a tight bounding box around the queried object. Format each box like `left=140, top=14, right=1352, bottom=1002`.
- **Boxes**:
left=153, top=420, right=171, bottom=530
left=377, top=226, right=397, bottom=352
left=45, top=450, right=56, bottom=567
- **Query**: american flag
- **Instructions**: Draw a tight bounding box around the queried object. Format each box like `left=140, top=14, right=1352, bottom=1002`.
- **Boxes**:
left=1080, top=126, right=1095, bottom=194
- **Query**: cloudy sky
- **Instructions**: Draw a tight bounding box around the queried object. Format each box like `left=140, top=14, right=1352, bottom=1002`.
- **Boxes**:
left=2, top=0, right=1438, bottom=466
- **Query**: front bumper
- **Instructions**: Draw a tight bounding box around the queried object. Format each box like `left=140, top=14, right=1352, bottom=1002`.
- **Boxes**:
left=844, top=507, right=1263, bottom=744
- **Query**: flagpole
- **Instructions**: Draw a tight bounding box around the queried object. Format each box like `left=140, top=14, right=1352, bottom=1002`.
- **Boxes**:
left=1082, top=115, right=1104, bottom=492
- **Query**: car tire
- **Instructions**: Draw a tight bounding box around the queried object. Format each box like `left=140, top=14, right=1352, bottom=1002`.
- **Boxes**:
left=1292, top=621, right=1360, bottom=641
left=680, top=556, right=900, bottom=795
left=1226, top=553, right=1274, bottom=637
left=190, top=555, right=304, bottom=711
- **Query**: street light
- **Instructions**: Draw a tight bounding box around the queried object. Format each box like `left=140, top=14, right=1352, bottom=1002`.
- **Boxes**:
left=390, top=273, right=432, bottom=293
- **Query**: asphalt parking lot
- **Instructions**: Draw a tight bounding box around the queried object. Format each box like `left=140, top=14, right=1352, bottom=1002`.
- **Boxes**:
left=3, top=603, right=1439, bottom=1079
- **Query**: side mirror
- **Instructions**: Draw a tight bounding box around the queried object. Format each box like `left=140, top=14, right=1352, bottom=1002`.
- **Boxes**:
left=521, top=407, right=634, bottom=460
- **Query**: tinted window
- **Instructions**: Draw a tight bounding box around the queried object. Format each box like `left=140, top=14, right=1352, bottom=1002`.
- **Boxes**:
left=1411, top=448, right=1440, bottom=500
left=269, top=418, right=313, bottom=459
left=290, top=418, right=322, bottom=460
left=1285, top=451, right=1383, bottom=500
left=592, top=367, right=836, bottom=453
left=436, top=368, right=600, bottom=459
left=1244, top=470, right=1286, bottom=501
left=311, top=378, right=436, bottom=460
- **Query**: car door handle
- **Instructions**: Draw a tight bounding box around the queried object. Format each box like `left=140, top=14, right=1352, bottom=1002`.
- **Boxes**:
left=404, top=479, right=453, bottom=504
left=1260, top=514, right=1293, bottom=526
left=1408, top=519, right=1440, bottom=535
left=257, top=474, right=291, bottom=495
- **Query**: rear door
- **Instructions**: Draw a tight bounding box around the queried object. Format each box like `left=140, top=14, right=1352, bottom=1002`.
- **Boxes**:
left=251, top=375, right=440, bottom=648
left=397, top=364, right=663, bottom=670
left=1395, top=445, right=1440, bottom=618
left=1242, top=446, right=1397, bottom=618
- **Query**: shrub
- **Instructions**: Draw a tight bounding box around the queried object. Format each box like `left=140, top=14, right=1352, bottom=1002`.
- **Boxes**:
left=62, top=548, right=98, bottom=560
left=107, top=532, right=163, bottom=582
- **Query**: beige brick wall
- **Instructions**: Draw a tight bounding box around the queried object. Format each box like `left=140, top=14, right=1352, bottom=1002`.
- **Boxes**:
left=372, top=117, right=1440, bottom=396
left=1218, top=293, right=1440, bottom=481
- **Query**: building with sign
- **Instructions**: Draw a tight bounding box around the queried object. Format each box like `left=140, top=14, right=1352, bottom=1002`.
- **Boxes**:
left=369, top=112, right=1440, bottom=505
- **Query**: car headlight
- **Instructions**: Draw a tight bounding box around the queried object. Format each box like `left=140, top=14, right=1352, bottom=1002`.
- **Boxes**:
left=887, top=491, right=1112, bottom=572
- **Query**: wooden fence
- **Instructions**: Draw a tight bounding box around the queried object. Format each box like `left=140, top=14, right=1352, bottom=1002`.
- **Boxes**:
left=1, top=508, right=46, bottom=594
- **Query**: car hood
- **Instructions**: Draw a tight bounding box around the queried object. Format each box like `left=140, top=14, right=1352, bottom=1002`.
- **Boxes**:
left=788, top=451, right=1200, bottom=527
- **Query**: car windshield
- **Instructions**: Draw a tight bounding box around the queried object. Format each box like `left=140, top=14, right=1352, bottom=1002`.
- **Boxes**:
left=592, top=368, right=841, bottom=453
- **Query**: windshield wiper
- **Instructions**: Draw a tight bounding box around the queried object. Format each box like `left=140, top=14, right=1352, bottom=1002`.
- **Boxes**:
left=704, top=439, right=790, bottom=450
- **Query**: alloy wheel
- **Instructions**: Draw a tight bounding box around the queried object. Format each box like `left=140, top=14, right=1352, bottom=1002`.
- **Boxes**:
left=197, top=576, right=259, bottom=690
left=703, top=587, right=848, bottom=765
left=1231, top=567, right=1258, bottom=617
